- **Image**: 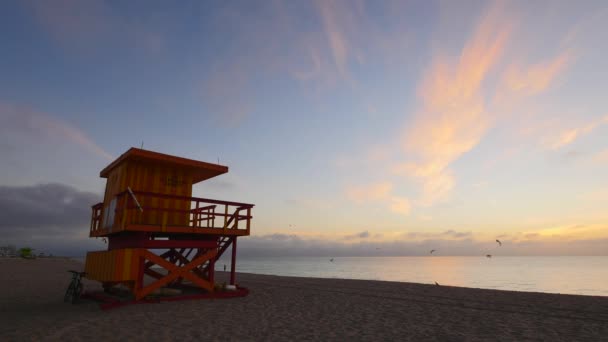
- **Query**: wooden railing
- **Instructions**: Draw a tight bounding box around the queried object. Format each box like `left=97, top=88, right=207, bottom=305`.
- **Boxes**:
left=90, top=203, right=103, bottom=234
left=90, top=190, right=253, bottom=236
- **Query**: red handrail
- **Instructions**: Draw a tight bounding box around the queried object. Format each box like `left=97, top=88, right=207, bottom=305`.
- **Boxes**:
left=91, top=190, right=253, bottom=235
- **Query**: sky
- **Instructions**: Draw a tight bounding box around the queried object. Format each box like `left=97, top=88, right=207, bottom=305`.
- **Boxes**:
left=1, top=0, right=607, bottom=256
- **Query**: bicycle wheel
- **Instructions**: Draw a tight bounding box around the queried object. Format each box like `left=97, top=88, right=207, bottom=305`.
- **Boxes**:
left=71, top=283, right=83, bottom=304
left=64, top=282, right=75, bottom=303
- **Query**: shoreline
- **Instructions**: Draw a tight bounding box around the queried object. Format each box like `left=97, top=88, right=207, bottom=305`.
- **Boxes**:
left=22, top=255, right=608, bottom=298
left=2, top=258, right=607, bottom=341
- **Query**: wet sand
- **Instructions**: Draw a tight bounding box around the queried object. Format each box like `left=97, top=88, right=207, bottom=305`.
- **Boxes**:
left=1, top=257, right=607, bottom=341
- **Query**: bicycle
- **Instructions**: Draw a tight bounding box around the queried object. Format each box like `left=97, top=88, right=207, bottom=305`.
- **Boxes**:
left=64, top=270, right=87, bottom=304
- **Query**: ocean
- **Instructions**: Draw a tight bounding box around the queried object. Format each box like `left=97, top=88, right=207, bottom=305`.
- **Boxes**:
left=229, top=256, right=608, bottom=297
left=73, top=255, right=608, bottom=296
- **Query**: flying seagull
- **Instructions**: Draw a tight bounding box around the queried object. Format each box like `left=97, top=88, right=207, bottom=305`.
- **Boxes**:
left=430, top=249, right=436, bottom=254
left=486, top=254, right=492, bottom=258
left=496, top=239, right=502, bottom=247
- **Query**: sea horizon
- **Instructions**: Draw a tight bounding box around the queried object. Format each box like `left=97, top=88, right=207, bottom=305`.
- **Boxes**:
left=70, top=255, right=608, bottom=297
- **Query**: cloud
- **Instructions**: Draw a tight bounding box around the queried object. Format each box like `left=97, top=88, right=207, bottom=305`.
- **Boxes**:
left=405, top=230, right=473, bottom=240
left=345, top=181, right=393, bottom=203
left=0, top=183, right=101, bottom=231
left=344, top=181, right=410, bottom=215
left=234, top=231, right=608, bottom=257
left=201, top=0, right=418, bottom=123
left=530, top=223, right=608, bottom=240
left=0, top=103, right=113, bottom=161
left=397, top=2, right=511, bottom=207
left=344, top=230, right=371, bottom=240
left=313, top=0, right=362, bottom=81
left=0, top=183, right=105, bottom=255
left=502, top=51, right=572, bottom=96
left=390, top=196, right=411, bottom=215
left=544, top=115, right=608, bottom=150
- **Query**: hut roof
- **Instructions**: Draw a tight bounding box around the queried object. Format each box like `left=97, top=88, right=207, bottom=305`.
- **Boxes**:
left=100, top=148, right=228, bottom=184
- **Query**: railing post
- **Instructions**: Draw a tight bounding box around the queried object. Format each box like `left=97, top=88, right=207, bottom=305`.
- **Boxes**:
left=234, top=208, right=239, bottom=230
left=224, top=205, right=228, bottom=227
left=210, top=207, right=215, bottom=228
left=246, top=207, right=251, bottom=234
left=195, top=201, right=200, bottom=228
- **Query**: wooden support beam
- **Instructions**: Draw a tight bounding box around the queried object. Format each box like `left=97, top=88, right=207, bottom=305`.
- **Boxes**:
left=230, top=237, right=237, bottom=285
left=135, top=249, right=217, bottom=300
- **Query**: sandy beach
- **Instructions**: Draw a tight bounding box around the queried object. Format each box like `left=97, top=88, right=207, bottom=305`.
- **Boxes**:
left=1, top=258, right=607, bottom=341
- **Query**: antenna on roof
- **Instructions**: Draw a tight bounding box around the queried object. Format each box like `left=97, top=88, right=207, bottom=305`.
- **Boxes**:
left=217, top=157, right=220, bottom=165
left=140, top=141, right=144, bottom=149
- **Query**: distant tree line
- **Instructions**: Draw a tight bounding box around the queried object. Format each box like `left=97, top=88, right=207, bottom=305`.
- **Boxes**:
left=0, top=245, right=52, bottom=258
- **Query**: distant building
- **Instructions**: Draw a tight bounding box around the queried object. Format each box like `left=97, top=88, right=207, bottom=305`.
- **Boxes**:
left=0, top=245, right=17, bottom=257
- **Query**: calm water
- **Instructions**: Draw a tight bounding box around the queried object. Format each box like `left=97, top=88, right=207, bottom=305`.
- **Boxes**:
left=73, top=255, right=608, bottom=296
left=226, top=256, right=608, bottom=297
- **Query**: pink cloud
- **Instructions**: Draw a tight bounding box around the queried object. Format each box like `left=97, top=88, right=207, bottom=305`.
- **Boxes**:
left=399, top=2, right=511, bottom=206
left=0, top=103, right=112, bottom=161
left=503, top=51, right=572, bottom=96
left=390, top=196, right=411, bottom=215
left=346, top=181, right=393, bottom=204
left=544, top=114, right=608, bottom=150
left=345, top=181, right=410, bottom=216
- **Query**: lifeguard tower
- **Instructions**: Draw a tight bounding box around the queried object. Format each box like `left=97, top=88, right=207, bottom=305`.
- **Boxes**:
left=85, top=148, right=253, bottom=300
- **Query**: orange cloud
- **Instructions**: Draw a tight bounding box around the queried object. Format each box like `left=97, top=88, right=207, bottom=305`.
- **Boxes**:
left=346, top=181, right=392, bottom=203
left=345, top=182, right=410, bottom=215
left=400, top=2, right=510, bottom=206
left=390, top=196, right=411, bottom=215
left=529, top=224, right=608, bottom=241
left=503, top=51, right=572, bottom=96
left=544, top=114, right=608, bottom=150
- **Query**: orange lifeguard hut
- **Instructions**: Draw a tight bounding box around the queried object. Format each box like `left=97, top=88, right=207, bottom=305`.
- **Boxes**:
left=85, top=148, right=253, bottom=300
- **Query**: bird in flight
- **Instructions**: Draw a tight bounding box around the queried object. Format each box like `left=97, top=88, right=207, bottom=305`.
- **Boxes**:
left=486, top=254, right=492, bottom=258
left=496, top=239, right=502, bottom=247
left=430, top=249, right=436, bottom=254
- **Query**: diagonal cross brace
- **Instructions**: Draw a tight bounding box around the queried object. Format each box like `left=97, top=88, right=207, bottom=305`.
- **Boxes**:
left=136, top=249, right=217, bottom=300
